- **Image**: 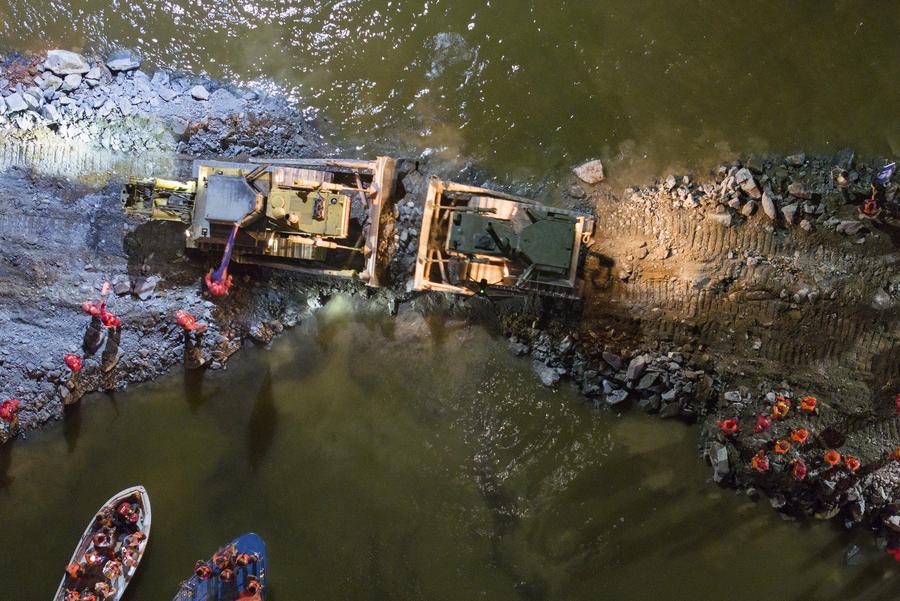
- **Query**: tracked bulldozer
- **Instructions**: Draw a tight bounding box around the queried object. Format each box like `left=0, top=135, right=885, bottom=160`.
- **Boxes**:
left=124, top=157, right=398, bottom=286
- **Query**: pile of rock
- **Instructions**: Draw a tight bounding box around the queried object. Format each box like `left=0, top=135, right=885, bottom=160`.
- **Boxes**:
left=0, top=48, right=319, bottom=158
left=511, top=329, right=718, bottom=421
left=625, top=153, right=896, bottom=242
left=387, top=169, right=428, bottom=287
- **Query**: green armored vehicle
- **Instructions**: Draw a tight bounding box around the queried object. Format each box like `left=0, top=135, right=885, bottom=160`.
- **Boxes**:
left=124, top=157, right=398, bottom=286
left=413, top=178, right=595, bottom=299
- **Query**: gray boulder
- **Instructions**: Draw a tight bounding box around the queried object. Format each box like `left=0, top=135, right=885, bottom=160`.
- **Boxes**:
left=44, top=50, right=90, bottom=75
left=787, top=181, right=811, bottom=199
left=62, top=73, right=82, bottom=92
left=23, top=88, right=42, bottom=108
left=710, top=442, right=730, bottom=482
left=39, top=74, right=63, bottom=91
left=151, top=70, right=170, bottom=87
left=785, top=153, right=806, bottom=166
left=741, top=200, right=757, bottom=217
left=626, top=355, right=647, bottom=381
left=106, top=49, right=142, bottom=72
left=573, top=159, right=605, bottom=184
left=735, top=168, right=761, bottom=199
left=190, top=85, right=210, bottom=101
left=41, top=104, right=62, bottom=122
left=132, top=275, right=159, bottom=300
left=708, top=210, right=733, bottom=227
left=85, top=67, right=103, bottom=81
left=781, top=203, right=798, bottom=225
left=158, top=87, right=179, bottom=102
left=602, top=351, right=623, bottom=371
left=533, top=361, right=561, bottom=387
left=761, top=188, right=778, bottom=220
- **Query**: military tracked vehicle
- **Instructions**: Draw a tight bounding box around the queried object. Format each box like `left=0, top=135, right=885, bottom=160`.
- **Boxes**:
left=413, top=178, right=595, bottom=299
left=124, top=157, right=398, bottom=286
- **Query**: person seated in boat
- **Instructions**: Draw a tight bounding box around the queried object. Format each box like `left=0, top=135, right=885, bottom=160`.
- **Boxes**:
left=79, top=591, right=97, bottom=601
left=94, top=581, right=116, bottom=601
left=94, top=506, right=114, bottom=530
left=92, top=527, right=116, bottom=557
left=66, top=561, right=85, bottom=584
left=84, top=550, right=105, bottom=576
left=212, top=544, right=237, bottom=570
left=65, top=589, right=81, bottom=601
left=115, top=501, right=140, bottom=527
left=101, top=559, right=122, bottom=581
left=237, top=576, right=263, bottom=600
left=219, top=567, right=234, bottom=582
left=122, top=545, right=141, bottom=569
left=123, top=530, right=145, bottom=550
left=194, top=560, right=214, bottom=581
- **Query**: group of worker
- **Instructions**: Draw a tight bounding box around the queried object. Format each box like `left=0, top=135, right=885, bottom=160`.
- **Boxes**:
left=80, top=296, right=123, bottom=375
left=64, top=501, right=146, bottom=601
left=834, top=161, right=897, bottom=219
left=193, top=543, right=263, bottom=599
left=65, top=260, right=230, bottom=392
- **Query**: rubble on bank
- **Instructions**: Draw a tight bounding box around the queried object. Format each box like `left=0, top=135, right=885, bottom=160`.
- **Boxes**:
left=504, top=150, right=899, bottom=556
left=0, top=49, right=318, bottom=158
left=621, top=152, right=898, bottom=240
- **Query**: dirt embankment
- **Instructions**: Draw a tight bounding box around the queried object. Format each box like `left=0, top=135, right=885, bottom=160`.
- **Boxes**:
left=502, top=152, right=900, bottom=550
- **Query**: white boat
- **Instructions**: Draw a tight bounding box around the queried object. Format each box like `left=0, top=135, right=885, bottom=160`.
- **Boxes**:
left=54, top=485, right=151, bottom=601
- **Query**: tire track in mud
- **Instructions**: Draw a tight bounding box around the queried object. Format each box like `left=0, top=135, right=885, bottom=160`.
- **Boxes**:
left=0, top=137, right=190, bottom=181
left=588, top=196, right=899, bottom=409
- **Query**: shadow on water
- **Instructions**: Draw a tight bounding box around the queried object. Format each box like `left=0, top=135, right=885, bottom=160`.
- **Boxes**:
left=63, top=402, right=82, bottom=454
left=0, top=444, right=12, bottom=492
left=246, top=368, right=277, bottom=474
left=468, top=410, right=548, bottom=600
left=183, top=367, right=210, bottom=414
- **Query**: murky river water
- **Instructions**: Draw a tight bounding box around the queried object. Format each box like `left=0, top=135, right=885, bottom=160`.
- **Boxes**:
left=0, top=2, right=899, bottom=599
left=1, top=301, right=897, bottom=600
left=0, top=1, right=898, bottom=185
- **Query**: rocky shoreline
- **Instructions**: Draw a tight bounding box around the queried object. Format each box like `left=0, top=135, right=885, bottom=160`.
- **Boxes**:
left=1, top=48, right=898, bottom=557
left=0, top=48, right=317, bottom=160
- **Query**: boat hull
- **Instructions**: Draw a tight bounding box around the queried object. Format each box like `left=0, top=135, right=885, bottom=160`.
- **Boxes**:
left=53, top=485, right=152, bottom=601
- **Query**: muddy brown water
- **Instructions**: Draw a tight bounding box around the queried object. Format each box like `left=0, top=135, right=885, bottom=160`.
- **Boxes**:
left=0, top=300, right=897, bottom=600
left=1, top=1, right=898, bottom=187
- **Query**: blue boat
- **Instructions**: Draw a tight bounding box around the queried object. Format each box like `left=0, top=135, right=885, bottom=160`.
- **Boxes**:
left=171, top=533, right=267, bottom=600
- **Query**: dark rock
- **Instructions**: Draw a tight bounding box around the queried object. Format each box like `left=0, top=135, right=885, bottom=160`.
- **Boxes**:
left=602, top=351, right=623, bottom=371
left=636, top=372, right=659, bottom=390
left=626, top=355, right=646, bottom=381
